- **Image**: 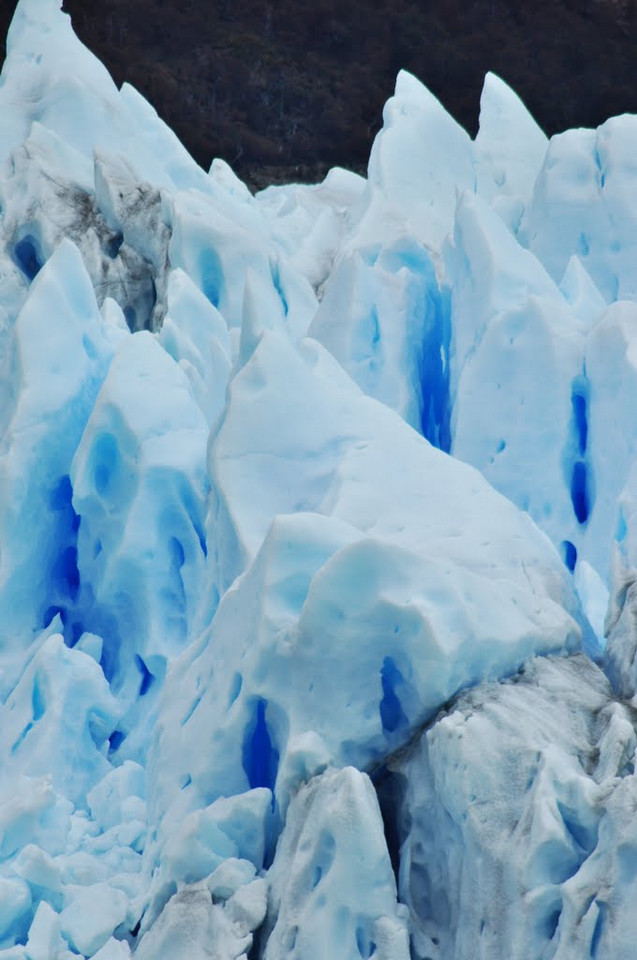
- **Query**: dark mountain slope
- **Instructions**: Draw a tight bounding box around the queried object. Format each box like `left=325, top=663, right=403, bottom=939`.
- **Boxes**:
left=2, top=0, right=637, bottom=188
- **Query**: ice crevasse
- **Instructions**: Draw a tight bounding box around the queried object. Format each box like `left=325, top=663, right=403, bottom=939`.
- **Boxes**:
left=2, top=0, right=637, bottom=957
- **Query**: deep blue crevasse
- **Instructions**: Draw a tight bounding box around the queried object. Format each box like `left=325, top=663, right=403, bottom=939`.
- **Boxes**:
left=199, top=246, right=224, bottom=309
left=379, top=656, right=409, bottom=735
left=108, top=730, right=126, bottom=753
left=271, top=258, right=289, bottom=317
left=14, top=234, right=43, bottom=281
left=571, top=385, right=588, bottom=456
left=135, top=654, right=155, bottom=697
left=568, top=375, right=593, bottom=526
left=419, top=282, right=452, bottom=453
left=562, top=540, right=578, bottom=573
left=45, top=475, right=83, bottom=642
left=242, top=698, right=279, bottom=792
left=571, top=462, right=590, bottom=525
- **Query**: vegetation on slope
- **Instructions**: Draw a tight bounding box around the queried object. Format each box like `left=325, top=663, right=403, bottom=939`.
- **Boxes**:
left=2, top=0, right=637, bottom=188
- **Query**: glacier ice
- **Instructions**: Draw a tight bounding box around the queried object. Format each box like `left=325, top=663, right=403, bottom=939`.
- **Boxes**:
left=2, top=0, right=637, bottom=958
left=261, top=767, right=409, bottom=960
left=474, top=71, right=548, bottom=210
left=70, top=328, right=210, bottom=750
left=385, top=653, right=637, bottom=960
left=519, top=115, right=637, bottom=303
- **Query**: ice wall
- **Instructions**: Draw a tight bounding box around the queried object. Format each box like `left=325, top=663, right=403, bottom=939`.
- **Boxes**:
left=386, top=654, right=637, bottom=960
left=0, top=1, right=637, bottom=959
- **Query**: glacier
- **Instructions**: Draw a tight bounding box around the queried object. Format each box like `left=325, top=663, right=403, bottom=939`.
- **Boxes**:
left=2, top=0, right=637, bottom=957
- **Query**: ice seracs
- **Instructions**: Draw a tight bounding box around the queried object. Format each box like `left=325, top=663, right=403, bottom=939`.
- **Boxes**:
left=387, top=654, right=637, bottom=960
left=2, top=0, right=637, bottom=957
left=356, top=69, right=475, bottom=258
left=262, top=767, right=410, bottom=960
left=448, top=191, right=590, bottom=584
left=474, top=71, right=548, bottom=211
left=0, top=240, right=119, bottom=674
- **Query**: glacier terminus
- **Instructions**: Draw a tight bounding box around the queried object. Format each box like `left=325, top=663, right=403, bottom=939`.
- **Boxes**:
left=1, top=0, right=637, bottom=958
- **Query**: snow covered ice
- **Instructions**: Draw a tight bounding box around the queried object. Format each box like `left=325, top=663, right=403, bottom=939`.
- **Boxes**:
left=3, top=0, right=637, bottom=957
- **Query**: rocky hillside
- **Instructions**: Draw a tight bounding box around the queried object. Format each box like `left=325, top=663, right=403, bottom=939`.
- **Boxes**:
left=2, top=0, right=637, bottom=188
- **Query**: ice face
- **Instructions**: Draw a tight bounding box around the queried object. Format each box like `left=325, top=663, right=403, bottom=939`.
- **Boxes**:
left=520, top=116, right=637, bottom=303
left=309, top=237, right=451, bottom=441
left=0, top=240, right=119, bottom=671
left=448, top=191, right=590, bottom=578
left=386, top=654, right=637, bottom=960
left=474, top=72, right=548, bottom=209
left=359, top=70, right=476, bottom=258
left=262, top=767, right=410, bottom=960
left=69, top=330, right=210, bottom=760
left=2, top=0, right=637, bottom=958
